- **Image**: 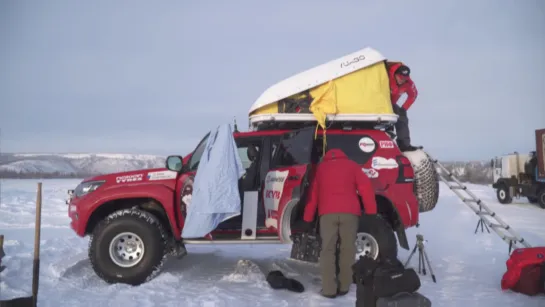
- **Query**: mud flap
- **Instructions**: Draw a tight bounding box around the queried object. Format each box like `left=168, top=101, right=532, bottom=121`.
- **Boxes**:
left=395, top=227, right=410, bottom=250
left=241, top=191, right=259, bottom=240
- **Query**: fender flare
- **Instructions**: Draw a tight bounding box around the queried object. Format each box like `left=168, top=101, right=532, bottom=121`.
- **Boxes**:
left=81, top=184, right=181, bottom=239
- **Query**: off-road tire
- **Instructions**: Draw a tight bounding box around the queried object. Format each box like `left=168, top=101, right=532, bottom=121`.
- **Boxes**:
left=89, top=208, right=168, bottom=285
left=496, top=185, right=512, bottom=204
left=351, top=215, right=398, bottom=284
left=403, top=150, right=440, bottom=213
left=357, top=214, right=398, bottom=260
left=538, top=190, right=545, bottom=209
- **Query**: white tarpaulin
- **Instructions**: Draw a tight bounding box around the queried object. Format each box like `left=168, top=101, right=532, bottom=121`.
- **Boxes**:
left=181, top=123, right=246, bottom=238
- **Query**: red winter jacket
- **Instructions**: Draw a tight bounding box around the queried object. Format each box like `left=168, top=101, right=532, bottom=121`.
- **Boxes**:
left=387, top=62, right=418, bottom=111
left=303, top=149, right=378, bottom=222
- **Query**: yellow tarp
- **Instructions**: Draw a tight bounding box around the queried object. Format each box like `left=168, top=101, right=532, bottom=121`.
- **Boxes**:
left=251, top=61, right=394, bottom=129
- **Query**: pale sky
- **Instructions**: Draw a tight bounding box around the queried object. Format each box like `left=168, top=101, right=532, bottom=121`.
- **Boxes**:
left=1, top=0, right=544, bottom=161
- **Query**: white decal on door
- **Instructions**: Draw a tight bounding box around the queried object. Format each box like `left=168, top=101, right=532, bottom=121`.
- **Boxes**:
left=147, top=170, right=178, bottom=181
left=263, top=170, right=289, bottom=229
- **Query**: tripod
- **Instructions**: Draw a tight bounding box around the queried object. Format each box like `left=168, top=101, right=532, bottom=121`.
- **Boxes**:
left=404, top=234, right=437, bottom=283
left=474, top=206, right=490, bottom=234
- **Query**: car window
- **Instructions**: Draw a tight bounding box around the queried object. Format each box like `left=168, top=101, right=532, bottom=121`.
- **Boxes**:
left=272, top=128, right=314, bottom=168
left=495, top=158, right=502, bottom=169
left=238, top=147, right=251, bottom=169
left=237, top=143, right=261, bottom=169
left=187, top=133, right=210, bottom=171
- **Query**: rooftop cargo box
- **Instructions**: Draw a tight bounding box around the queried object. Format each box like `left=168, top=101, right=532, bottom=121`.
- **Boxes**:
left=248, top=47, right=398, bottom=130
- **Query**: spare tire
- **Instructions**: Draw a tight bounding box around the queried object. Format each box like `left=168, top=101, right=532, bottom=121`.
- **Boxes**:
left=403, top=149, right=440, bottom=213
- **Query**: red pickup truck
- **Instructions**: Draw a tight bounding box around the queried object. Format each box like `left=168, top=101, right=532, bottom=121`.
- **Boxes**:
left=66, top=126, right=439, bottom=285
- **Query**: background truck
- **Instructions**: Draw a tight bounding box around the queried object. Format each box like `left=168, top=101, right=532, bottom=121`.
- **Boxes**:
left=491, top=128, right=545, bottom=208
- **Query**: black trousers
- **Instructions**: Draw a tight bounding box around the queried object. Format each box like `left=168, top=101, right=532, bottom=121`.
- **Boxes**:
left=392, top=104, right=411, bottom=146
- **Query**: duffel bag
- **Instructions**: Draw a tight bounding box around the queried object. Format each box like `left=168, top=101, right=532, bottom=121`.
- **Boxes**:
left=376, top=292, right=432, bottom=307
left=373, top=259, right=421, bottom=298
left=511, top=261, right=545, bottom=296
left=501, top=246, right=545, bottom=296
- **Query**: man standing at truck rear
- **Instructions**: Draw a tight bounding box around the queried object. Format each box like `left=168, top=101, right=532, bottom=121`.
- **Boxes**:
left=387, top=61, right=419, bottom=152
left=302, top=148, right=378, bottom=298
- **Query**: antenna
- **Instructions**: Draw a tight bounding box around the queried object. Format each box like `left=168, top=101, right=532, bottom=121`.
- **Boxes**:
left=233, top=117, right=239, bottom=133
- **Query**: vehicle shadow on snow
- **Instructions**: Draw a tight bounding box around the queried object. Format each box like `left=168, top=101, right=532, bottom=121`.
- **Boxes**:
left=57, top=258, right=108, bottom=288
left=56, top=246, right=323, bottom=291
left=162, top=247, right=322, bottom=287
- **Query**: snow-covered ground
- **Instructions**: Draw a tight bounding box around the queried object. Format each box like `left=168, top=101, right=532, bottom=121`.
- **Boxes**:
left=1, top=179, right=544, bottom=307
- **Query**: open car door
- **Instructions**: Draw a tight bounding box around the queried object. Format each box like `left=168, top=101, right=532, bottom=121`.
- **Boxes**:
left=263, top=126, right=315, bottom=242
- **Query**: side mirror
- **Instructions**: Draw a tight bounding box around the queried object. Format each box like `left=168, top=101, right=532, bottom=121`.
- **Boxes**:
left=166, top=155, right=184, bottom=172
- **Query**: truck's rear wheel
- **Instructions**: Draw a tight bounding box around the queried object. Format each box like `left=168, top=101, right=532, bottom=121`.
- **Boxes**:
left=352, top=215, right=397, bottom=284
left=496, top=185, right=512, bottom=204
left=403, top=149, right=440, bottom=213
left=355, top=214, right=398, bottom=261
left=89, top=208, right=167, bottom=285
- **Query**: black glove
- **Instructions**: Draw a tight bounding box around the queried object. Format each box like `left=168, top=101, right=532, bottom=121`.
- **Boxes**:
left=352, top=255, right=379, bottom=284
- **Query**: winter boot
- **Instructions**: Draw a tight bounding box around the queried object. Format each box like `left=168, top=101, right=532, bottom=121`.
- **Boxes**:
left=266, top=270, right=305, bottom=293
left=320, top=289, right=337, bottom=298
left=397, top=141, right=421, bottom=152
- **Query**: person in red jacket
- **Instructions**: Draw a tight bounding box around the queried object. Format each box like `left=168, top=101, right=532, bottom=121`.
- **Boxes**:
left=387, top=61, right=419, bottom=152
left=302, top=148, right=378, bottom=298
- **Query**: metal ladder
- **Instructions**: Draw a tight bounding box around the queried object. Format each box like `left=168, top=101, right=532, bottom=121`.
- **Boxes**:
left=427, top=154, right=532, bottom=253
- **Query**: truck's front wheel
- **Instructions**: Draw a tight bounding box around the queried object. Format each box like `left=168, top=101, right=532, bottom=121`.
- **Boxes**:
left=89, top=208, right=167, bottom=285
left=496, top=185, right=512, bottom=204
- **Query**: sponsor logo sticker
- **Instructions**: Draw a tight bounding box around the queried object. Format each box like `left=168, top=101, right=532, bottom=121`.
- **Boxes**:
left=116, top=174, right=143, bottom=183
left=379, top=140, right=395, bottom=149
left=147, top=170, right=178, bottom=181
left=358, top=137, right=376, bottom=153
left=362, top=168, right=379, bottom=178
left=371, top=157, right=398, bottom=170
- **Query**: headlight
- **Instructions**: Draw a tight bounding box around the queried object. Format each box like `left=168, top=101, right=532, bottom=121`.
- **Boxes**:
left=74, top=180, right=105, bottom=197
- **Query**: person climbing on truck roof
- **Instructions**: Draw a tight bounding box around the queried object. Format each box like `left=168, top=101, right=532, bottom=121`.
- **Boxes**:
left=387, top=61, right=419, bottom=152
left=301, top=148, right=378, bottom=298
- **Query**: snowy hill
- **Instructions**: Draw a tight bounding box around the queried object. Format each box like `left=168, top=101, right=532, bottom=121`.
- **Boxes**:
left=0, top=153, right=495, bottom=183
left=0, top=153, right=165, bottom=178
